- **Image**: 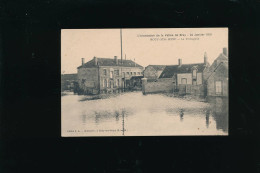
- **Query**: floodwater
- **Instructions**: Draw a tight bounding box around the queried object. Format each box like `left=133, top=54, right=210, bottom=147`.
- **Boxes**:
left=61, top=91, right=228, bottom=136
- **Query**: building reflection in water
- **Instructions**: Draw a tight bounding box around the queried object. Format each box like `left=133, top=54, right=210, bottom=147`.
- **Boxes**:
left=115, top=111, right=120, bottom=122
left=205, top=109, right=210, bottom=128
left=122, top=110, right=126, bottom=136
left=81, top=114, right=87, bottom=125
left=179, top=109, right=184, bottom=122
left=88, top=109, right=129, bottom=135
left=208, top=97, right=228, bottom=133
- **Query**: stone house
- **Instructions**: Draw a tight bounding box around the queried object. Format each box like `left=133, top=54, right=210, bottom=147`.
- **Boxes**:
left=159, top=54, right=210, bottom=95
left=77, top=56, right=143, bottom=94
left=205, top=48, right=228, bottom=97
left=143, top=65, right=166, bottom=82
left=142, top=53, right=210, bottom=96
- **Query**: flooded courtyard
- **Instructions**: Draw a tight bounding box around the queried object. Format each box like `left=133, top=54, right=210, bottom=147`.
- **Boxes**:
left=61, top=91, right=228, bottom=136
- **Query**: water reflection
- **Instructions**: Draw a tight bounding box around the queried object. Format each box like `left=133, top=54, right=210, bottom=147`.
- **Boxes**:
left=62, top=92, right=228, bottom=136
left=179, top=109, right=184, bottom=122
left=208, top=97, right=228, bottom=132
left=205, top=110, right=210, bottom=128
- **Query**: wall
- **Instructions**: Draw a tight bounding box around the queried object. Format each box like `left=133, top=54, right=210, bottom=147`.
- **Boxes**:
left=142, top=78, right=174, bottom=94
left=176, top=84, right=206, bottom=96
left=197, top=73, right=202, bottom=85
left=77, top=68, right=99, bottom=93
left=207, top=64, right=228, bottom=97
left=177, top=73, right=192, bottom=84
left=99, top=66, right=122, bottom=90
left=176, top=72, right=203, bottom=85
left=144, top=66, right=157, bottom=79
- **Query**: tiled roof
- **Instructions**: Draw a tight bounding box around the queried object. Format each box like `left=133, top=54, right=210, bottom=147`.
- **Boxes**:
left=78, top=58, right=143, bottom=68
left=147, top=65, right=166, bottom=71
left=159, top=63, right=207, bottom=78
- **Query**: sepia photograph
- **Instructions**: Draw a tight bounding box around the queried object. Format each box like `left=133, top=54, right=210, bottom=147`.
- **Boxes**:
left=61, top=28, right=228, bottom=136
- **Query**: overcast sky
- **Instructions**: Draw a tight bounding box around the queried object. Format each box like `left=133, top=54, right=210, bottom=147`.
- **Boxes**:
left=61, top=28, right=228, bottom=74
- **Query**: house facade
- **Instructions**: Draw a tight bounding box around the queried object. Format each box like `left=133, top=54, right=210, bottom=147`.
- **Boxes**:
left=143, top=65, right=166, bottom=81
left=142, top=53, right=210, bottom=96
left=77, top=56, right=143, bottom=94
left=206, top=48, right=228, bottom=97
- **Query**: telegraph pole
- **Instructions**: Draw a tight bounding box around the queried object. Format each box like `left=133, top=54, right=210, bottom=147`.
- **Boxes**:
left=120, top=29, right=123, bottom=64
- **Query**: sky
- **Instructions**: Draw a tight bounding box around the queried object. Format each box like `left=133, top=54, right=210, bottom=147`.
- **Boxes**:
left=61, top=28, right=228, bottom=74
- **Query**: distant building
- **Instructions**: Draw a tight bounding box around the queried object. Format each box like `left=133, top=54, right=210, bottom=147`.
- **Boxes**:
left=159, top=55, right=210, bottom=86
left=61, top=74, right=77, bottom=91
left=77, top=56, right=144, bottom=94
left=142, top=53, right=210, bottom=96
left=144, top=65, right=166, bottom=81
left=206, top=48, right=228, bottom=97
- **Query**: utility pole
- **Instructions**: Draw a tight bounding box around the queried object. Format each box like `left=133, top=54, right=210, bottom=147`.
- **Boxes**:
left=120, top=29, right=125, bottom=90
left=120, top=29, right=123, bottom=64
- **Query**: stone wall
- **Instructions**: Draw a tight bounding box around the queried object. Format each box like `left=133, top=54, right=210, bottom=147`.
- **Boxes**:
left=77, top=67, right=99, bottom=94
left=142, top=78, right=174, bottom=94
left=177, top=72, right=203, bottom=85
left=207, top=64, right=228, bottom=97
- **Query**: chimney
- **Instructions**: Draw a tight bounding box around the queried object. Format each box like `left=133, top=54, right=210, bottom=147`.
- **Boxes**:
left=223, top=47, right=228, bottom=56
left=204, top=52, right=208, bottom=64
left=93, top=56, right=97, bottom=65
left=114, top=56, right=118, bottom=65
left=178, top=59, right=182, bottom=66
left=82, top=58, right=85, bottom=65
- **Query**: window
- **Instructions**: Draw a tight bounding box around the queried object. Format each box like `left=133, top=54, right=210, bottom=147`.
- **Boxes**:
left=103, top=69, right=107, bottom=75
left=115, top=79, right=120, bottom=87
left=130, top=72, right=132, bottom=75
left=117, top=79, right=120, bottom=87
left=181, top=78, right=187, bottom=84
left=103, top=79, right=107, bottom=88
left=192, top=69, right=197, bottom=78
left=192, top=79, right=197, bottom=85
left=106, top=79, right=109, bottom=88
left=110, top=71, right=113, bottom=78
left=114, top=70, right=119, bottom=75
left=127, top=72, right=129, bottom=75
left=110, top=81, right=113, bottom=88
left=134, top=72, right=136, bottom=75
left=215, top=81, right=222, bottom=94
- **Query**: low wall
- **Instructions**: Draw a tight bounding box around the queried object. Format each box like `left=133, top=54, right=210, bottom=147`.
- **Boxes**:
left=142, top=78, right=173, bottom=94
left=142, top=78, right=206, bottom=96
left=176, top=84, right=206, bottom=96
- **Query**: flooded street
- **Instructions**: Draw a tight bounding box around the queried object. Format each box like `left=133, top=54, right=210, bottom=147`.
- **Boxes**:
left=61, top=92, right=228, bottom=136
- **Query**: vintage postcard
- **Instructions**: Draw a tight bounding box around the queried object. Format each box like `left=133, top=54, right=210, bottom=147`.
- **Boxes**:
left=61, top=28, right=228, bottom=136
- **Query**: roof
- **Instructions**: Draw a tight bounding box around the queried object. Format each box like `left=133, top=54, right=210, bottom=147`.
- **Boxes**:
left=206, top=61, right=228, bottom=80
left=61, top=74, right=77, bottom=81
left=159, top=63, right=207, bottom=78
left=78, top=58, right=143, bottom=68
left=146, top=65, right=166, bottom=71
left=216, top=53, right=228, bottom=61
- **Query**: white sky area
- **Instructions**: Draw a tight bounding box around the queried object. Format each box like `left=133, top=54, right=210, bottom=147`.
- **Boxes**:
left=61, top=28, right=228, bottom=74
